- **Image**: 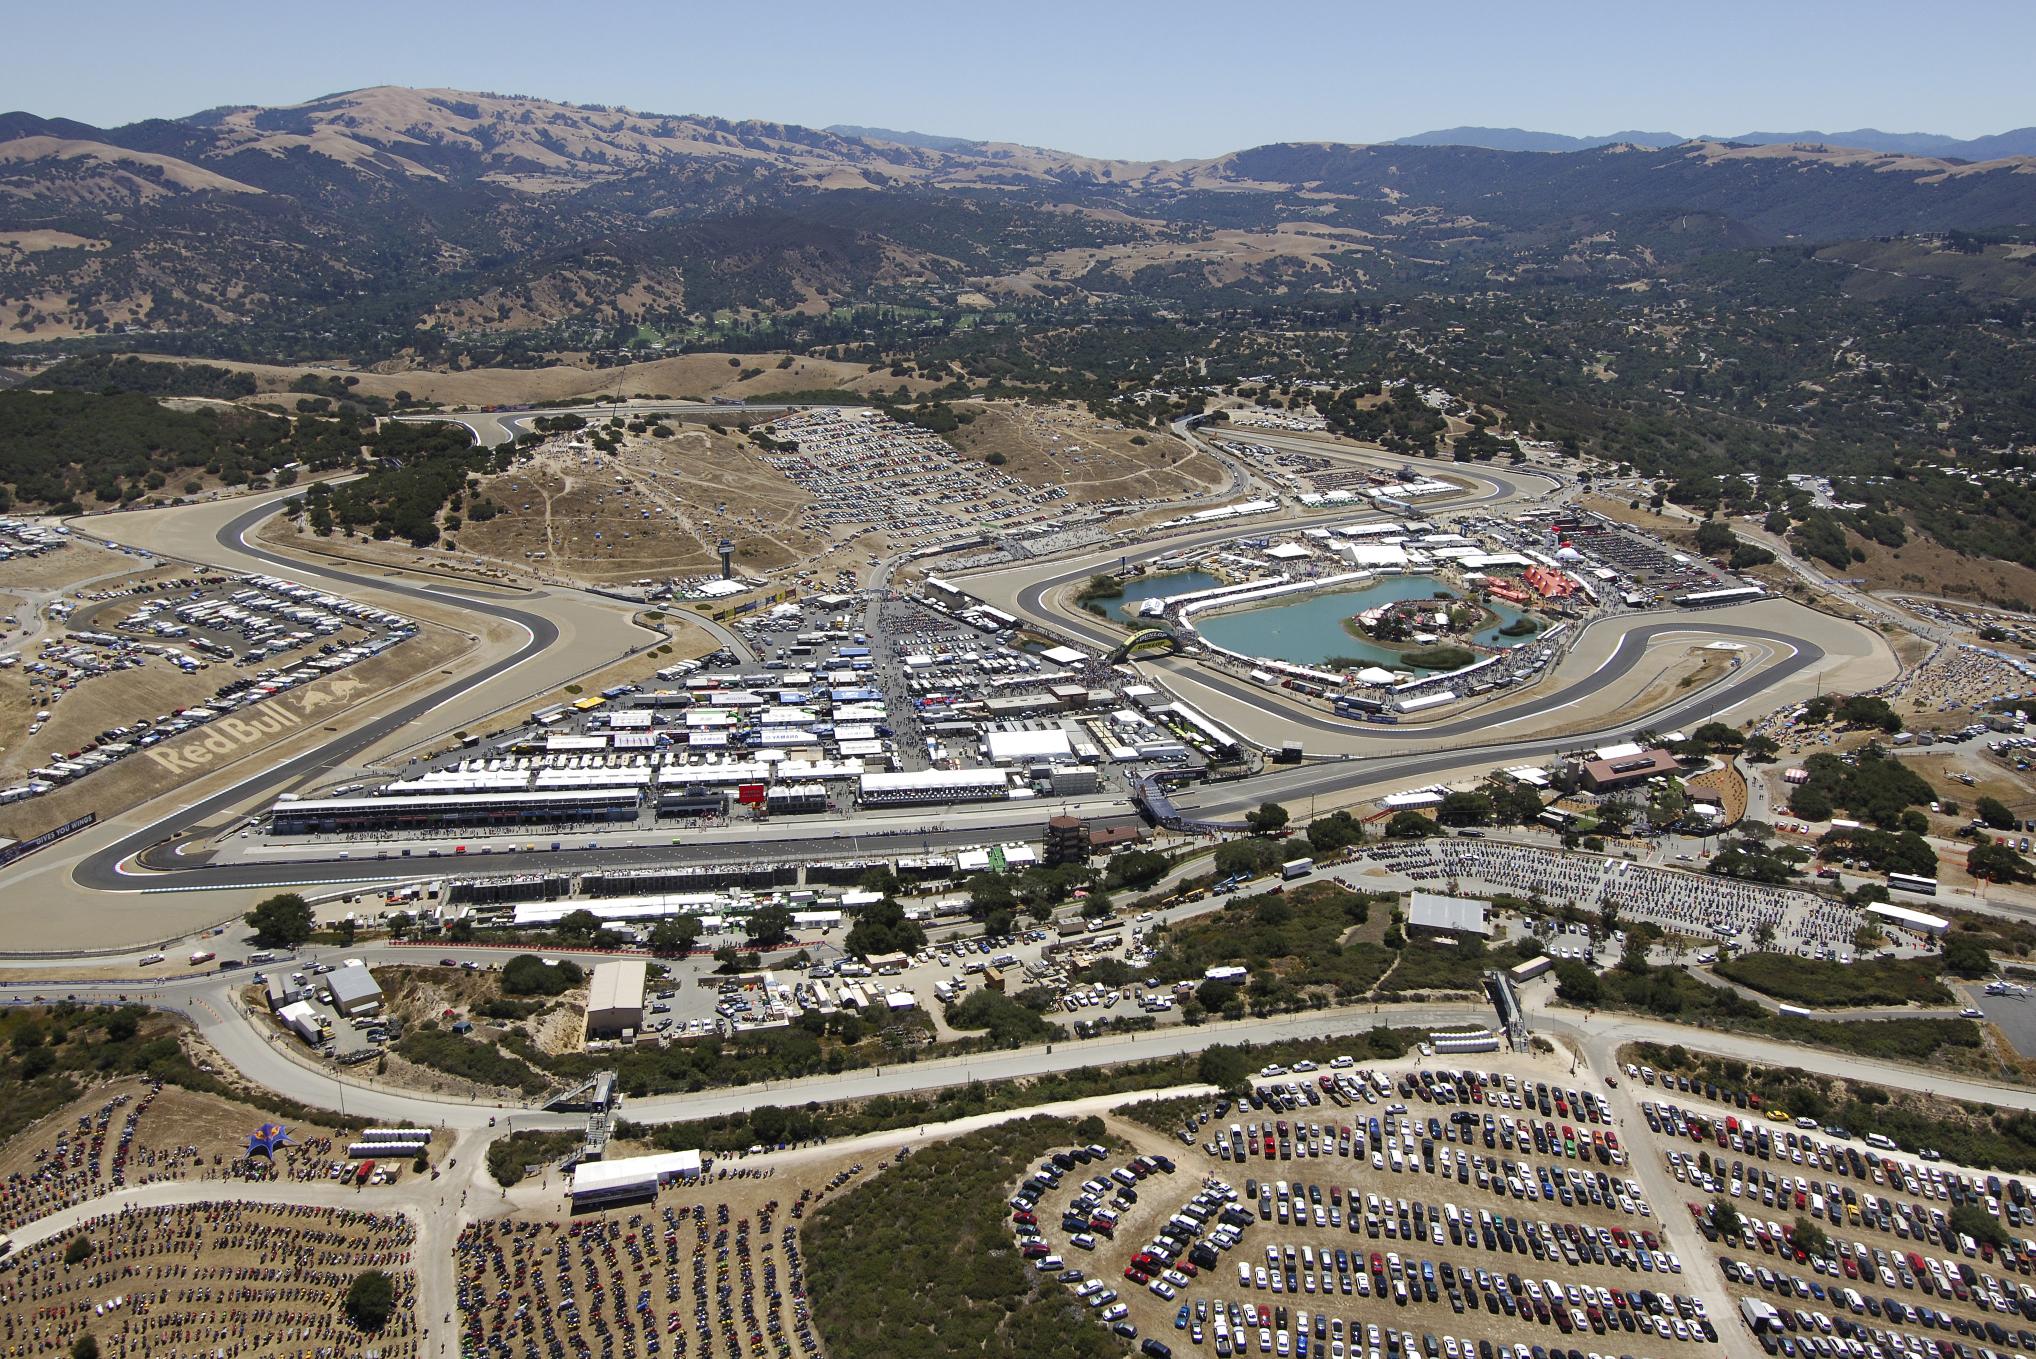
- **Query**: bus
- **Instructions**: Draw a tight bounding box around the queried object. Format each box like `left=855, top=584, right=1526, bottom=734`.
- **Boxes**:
left=1777, top=1004, right=1813, bottom=1019
left=1887, top=872, right=1939, bottom=897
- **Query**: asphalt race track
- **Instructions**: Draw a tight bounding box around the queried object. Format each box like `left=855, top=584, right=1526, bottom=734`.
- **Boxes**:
left=70, top=498, right=562, bottom=890
left=67, top=449, right=1838, bottom=898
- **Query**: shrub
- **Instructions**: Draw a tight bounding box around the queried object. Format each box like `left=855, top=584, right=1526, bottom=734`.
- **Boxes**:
left=343, top=1270, right=395, bottom=1331
left=500, top=955, right=583, bottom=996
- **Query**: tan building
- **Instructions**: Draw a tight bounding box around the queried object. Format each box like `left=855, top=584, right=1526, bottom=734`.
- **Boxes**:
left=586, top=959, right=649, bottom=1038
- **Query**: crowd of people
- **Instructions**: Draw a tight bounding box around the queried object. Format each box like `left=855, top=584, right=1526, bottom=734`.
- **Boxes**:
left=1884, top=641, right=2034, bottom=718
left=0, top=1083, right=350, bottom=1233
left=1365, top=840, right=1862, bottom=955
left=456, top=1195, right=815, bottom=1359
left=0, top=1200, right=416, bottom=1358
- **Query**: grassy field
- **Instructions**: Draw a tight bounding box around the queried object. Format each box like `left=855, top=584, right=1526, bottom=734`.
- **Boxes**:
left=1713, top=951, right=1954, bottom=1008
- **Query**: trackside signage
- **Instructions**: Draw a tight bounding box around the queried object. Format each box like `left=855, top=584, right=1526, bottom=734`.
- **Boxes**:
left=0, top=812, right=97, bottom=869
left=143, top=680, right=365, bottom=777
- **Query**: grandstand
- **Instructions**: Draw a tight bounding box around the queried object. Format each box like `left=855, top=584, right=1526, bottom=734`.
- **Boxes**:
left=269, top=788, right=640, bottom=834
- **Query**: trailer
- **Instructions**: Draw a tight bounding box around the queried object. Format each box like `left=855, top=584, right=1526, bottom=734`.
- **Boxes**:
left=1281, top=857, right=1315, bottom=881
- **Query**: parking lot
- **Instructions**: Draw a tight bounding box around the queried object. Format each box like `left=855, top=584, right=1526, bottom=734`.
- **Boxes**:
left=1012, top=1061, right=1726, bottom=1359
left=1635, top=1065, right=2036, bottom=1355
left=2, top=569, right=414, bottom=809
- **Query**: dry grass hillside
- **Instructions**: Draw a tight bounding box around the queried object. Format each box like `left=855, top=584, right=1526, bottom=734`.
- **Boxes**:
left=115, top=351, right=932, bottom=408
left=944, top=402, right=1226, bottom=503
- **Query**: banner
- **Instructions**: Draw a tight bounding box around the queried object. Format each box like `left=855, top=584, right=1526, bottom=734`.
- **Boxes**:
left=0, top=812, right=98, bottom=869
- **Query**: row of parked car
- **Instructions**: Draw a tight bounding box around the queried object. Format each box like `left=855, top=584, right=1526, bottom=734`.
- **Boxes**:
left=1732, top=1253, right=2036, bottom=1357
left=1649, top=1097, right=2036, bottom=1247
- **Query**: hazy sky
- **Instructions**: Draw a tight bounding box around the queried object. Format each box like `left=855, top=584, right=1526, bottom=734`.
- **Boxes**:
left=12, top=0, right=2033, bottom=158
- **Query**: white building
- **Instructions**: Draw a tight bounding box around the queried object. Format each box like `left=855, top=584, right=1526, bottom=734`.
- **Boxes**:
left=587, top=959, right=649, bottom=1037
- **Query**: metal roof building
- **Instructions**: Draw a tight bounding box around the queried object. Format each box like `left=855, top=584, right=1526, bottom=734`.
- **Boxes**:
left=326, top=961, right=384, bottom=1016
left=570, top=1149, right=702, bottom=1204
left=1407, top=892, right=1493, bottom=938
left=587, top=959, right=649, bottom=1038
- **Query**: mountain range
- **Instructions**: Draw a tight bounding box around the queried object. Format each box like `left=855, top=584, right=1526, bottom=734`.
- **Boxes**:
left=1391, top=124, right=2036, bottom=159
left=1, top=86, right=2032, bottom=359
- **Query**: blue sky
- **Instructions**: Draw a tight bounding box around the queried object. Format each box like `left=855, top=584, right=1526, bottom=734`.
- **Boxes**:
left=13, top=0, right=2033, bottom=159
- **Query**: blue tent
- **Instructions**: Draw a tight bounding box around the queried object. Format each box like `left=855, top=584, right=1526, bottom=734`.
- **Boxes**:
left=245, top=1122, right=292, bottom=1157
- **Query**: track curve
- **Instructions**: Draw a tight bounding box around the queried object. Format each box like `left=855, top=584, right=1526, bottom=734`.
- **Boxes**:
left=71, top=499, right=562, bottom=890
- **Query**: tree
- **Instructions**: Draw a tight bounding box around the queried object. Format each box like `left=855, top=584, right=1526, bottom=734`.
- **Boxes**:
left=746, top=905, right=794, bottom=950
left=63, top=1236, right=92, bottom=1265
left=1952, top=1202, right=2011, bottom=1251
left=1790, top=1216, right=1829, bottom=1259
left=1835, top=695, right=1902, bottom=733
left=343, top=1270, right=395, bottom=1331
left=1214, top=837, right=1283, bottom=877
left=1789, top=784, right=1834, bottom=821
left=1437, top=791, right=1493, bottom=827
left=965, top=872, right=1016, bottom=919
left=71, top=1338, right=98, bottom=1359
left=1385, top=810, right=1440, bottom=839
left=244, top=893, right=314, bottom=949
left=552, top=909, right=604, bottom=943
left=1103, top=849, right=1170, bottom=891
left=1306, top=810, right=1365, bottom=853
left=1976, top=796, right=2017, bottom=831
left=1074, top=1114, right=1106, bottom=1142
left=501, top=954, right=582, bottom=996
left=1197, top=1044, right=1250, bottom=1090
left=1080, top=890, right=1115, bottom=921
left=1197, top=979, right=1239, bottom=1013
left=1943, top=933, right=1994, bottom=978
left=648, top=915, right=702, bottom=956
left=385, top=911, right=413, bottom=940
left=1709, top=1198, right=1741, bottom=1239
left=750, top=1105, right=791, bottom=1145
left=1969, top=842, right=2035, bottom=884
left=845, top=897, right=927, bottom=960
left=1246, top=802, right=1290, bottom=836
left=1692, top=722, right=1744, bottom=753
left=1553, top=960, right=1601, bottom=1005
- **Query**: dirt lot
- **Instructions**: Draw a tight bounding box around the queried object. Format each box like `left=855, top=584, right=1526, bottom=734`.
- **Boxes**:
left=1627, top=1058, right=2036, bottom=1346
left=0, top=1077, right=359, bottom=1232
left=0, top=538, right=143, bottom=593
left=0, top=1197, right=419, bottom=1358
left=944, top=402, right=1227, bottom=504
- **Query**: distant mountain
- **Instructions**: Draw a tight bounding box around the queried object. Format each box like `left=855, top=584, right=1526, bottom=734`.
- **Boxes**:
left=825, top=124, right=986, bottom=153
left=1717, top=127, right=2036, bottom=159
left=1396, top=124, right=2036, bottom=159
left=0, top=85, right=2031, bottom=355
left=1390, top=126, right=1683, bottom=153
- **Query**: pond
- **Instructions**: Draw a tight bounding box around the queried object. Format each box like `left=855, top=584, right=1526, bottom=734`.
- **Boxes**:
left=1191, top=575, right=1530, bottom=669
